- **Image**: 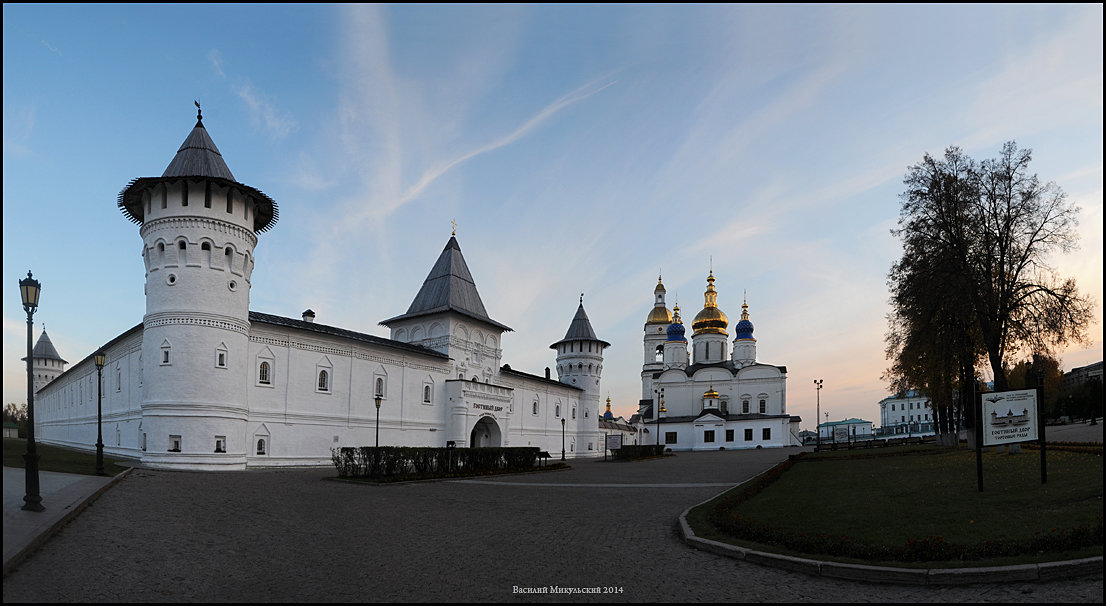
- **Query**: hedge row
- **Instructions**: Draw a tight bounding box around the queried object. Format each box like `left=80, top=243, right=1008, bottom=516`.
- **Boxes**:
left=612, top=444, right=666, bottom=460
left=331, top=446, right=541, bottom=479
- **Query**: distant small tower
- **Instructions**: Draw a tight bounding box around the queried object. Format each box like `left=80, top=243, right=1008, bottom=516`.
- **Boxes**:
left=702, top=385, right=721, bottom=414
left=643, top=276, right=672, bottom=364
left=662, top=304, right=688, bottom=370
left=732, top=296, right=757, bottom=368
left=26, top=328, right=67, bottom=393
left=551, top=296, right=610, bottom=453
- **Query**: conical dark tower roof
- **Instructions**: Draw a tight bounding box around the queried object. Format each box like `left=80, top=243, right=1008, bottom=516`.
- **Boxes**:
left=22, top=329, right=67, bottom=364
left=550, top=300, right=610, bottom=349
left=160, top=114, right=236, bottom=180
left=381, top=236, right=512, bottom=332
left=118, top=106, right=278, bottom=233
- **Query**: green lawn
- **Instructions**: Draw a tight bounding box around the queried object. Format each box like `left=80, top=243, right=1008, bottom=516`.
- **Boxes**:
left=687, top=444, right=1103, bottom=568
left=3, top=437, right=134, bottom=476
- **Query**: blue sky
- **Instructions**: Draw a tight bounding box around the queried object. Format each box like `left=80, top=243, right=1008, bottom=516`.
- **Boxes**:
left=4, top=4, right=1102, bottom=427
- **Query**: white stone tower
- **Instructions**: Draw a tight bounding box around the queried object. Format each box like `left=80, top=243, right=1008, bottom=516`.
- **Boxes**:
left=643, top=277, right=672, bottom=365
left=690, top=271, right=729, bottom=365
left=551, top=297, right=609, bottom=455
left=27, top=328, right=67, bottom=393
left=118, top=106, right=277, bottom=470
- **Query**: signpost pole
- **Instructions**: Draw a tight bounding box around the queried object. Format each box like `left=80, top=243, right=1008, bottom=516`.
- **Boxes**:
left=1037, top=372, right=1047, bottom=485
left=975, top=386, right=984, bottom=492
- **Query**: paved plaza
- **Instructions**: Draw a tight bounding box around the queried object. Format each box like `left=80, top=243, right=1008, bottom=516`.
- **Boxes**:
left=3, top=446, right=1103, bottom=603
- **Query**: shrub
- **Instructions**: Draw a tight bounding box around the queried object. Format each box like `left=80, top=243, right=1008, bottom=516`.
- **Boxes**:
left=612, top=444, right=665, bottom=460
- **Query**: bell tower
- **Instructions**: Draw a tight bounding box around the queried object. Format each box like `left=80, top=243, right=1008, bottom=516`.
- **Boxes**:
left=642, top=276, right=672, bottom=398
left=118, top=105, right=278, bottom=470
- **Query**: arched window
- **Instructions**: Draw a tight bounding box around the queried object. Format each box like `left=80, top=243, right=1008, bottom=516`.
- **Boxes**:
left=423, top=385, right=431, bottom=403
left=556, top=404, right=561, bottom=418
left=742, top=399, right=749, bottom=414
left=317, top=369, right=329, bottom=391
left=256, top=439, right=266, bottom=455
left=375, top=377, right=385, bottom=397
left=759, top=399, right=766, bottom=414
left=532, top=401, right=539, bottom=415
left=259, top=361, right=271, bottom=385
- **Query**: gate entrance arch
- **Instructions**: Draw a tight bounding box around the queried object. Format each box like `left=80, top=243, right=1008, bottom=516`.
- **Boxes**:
left=470, top=416, right=502, bottom=448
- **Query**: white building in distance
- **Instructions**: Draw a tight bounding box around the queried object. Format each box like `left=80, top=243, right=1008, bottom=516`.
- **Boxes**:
left=877, top=390, right=934, bottom=435
left=32, top=110, right=610, bottom=470
left=638, top=275, right=801, bottom=450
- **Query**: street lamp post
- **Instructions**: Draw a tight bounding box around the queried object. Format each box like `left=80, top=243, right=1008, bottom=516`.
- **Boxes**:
left=561, top=417, right=566, bottom=460
left=94, top=351, right=106, bottom=476
left=20, top=271, right=44, bottom=512
left=659, top=398, right=666, bottom=452
left=374, top=396, right=382, bottom=449
left=814, top=379, right=823, bottom=449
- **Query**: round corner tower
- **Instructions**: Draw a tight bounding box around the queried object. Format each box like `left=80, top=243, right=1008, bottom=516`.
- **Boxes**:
left=551, top=297, right=609, bottom=454
left=118, top=107, right=277, bottom=470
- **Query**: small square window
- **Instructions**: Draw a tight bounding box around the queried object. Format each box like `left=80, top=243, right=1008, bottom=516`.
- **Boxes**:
left=744, top=428, right=753, bottom=441
left=214, top=436, right=226, bottom=453
left=169, top=435, right=182, bottom=452
left=664, top=431, right=677, bottom=445
left=762, top=428, right=771, bottom=440
left=704, top=430, right=715, bottom=443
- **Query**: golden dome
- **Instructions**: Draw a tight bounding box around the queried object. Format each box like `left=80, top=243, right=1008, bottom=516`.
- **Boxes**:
left=703, top=385, right=719, bottom=399
left=646, top=306, right=674, bottom=325
left=692, top=271, right=728, bottom=335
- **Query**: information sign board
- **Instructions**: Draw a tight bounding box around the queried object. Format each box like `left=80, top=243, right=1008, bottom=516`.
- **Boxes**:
left=982, top=388, right=1039, bottom=446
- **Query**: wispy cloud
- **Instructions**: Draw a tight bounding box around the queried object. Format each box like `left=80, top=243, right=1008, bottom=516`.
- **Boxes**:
left=2, top=105, right=36, bottom=157
left=235, top=80, right=298, bottom=140
left=40, top=39, right=61, bottom=56
left=376, top=78, right=617, bottom=218
left=208, top=49, right=226, bottom=79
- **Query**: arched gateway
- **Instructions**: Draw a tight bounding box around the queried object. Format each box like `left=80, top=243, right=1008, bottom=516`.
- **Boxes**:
left=470, top=416, right=502, bottom=447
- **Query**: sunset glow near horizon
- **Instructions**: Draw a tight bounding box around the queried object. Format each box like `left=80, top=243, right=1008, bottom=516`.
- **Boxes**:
left=3, top=4, right=1102, bottom=428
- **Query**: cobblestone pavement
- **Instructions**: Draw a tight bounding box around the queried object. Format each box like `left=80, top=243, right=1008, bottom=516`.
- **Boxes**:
left=3, top=449, right=1102, bottom=603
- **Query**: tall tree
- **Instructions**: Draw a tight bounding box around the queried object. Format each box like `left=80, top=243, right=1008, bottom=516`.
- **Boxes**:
left=886, top=143, right=1093, bottom=427
left=1006, top=354, right=1063, bottom=417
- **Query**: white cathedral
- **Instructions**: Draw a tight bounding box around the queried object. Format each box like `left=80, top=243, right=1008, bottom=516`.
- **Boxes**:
left=31, top=110, right=612, bottom=470
left=638, top=274, right=801, bottom=449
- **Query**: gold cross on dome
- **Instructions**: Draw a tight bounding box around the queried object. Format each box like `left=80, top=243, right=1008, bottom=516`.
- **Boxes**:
left=451, top=218, right=457, bottom=236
